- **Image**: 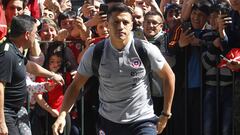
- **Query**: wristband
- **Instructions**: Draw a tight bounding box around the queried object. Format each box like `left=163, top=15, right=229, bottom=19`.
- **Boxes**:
left=161, top=111, right=172, bottom=119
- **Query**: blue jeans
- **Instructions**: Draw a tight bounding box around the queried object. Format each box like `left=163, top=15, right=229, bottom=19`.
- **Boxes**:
left=203, top=85, right=233, bottom=135
left=96, top=115, right=158, bottom=135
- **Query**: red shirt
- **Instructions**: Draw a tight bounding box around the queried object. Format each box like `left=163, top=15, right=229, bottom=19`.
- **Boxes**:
left=35, top=72, right=72, bottom=112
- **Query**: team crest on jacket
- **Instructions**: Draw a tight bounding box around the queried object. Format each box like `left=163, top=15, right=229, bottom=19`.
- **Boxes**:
left=130, top=57, right=141, bottom=68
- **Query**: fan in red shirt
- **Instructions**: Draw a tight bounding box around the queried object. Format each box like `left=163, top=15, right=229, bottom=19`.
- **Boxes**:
left=35, top=44, right=72, bottom=135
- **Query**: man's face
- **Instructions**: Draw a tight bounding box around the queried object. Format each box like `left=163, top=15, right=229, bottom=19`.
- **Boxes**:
left=209, top=12, right=218, bottom=30
left=5, top=0, right=23, bottom=26
left=60, top=0, right=72, bottom=11
left=43, top=8, right=55, bottom=20
left=166, top=8, right=181, bottom=22
left=26, top=23, right=38, bottom=49
left=107, top=12, right=133, bottom=43
left=190, top=9, right=208, bottom=29
left=60, top=18, right=74, bottom=32
left=96, top=22, right=109, bottom=37
left=143, top=15, right=163, bottom=38
left=132, top=7, right=144, bottom=29
left=229, top=0, right=240, bottom=11
left=135, top=0, right=150, bottom=13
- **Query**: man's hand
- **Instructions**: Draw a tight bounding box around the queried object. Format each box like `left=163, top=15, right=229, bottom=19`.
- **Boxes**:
left=217, top=14, right=232, bottom=32
left=85, top=12, right=107, bottom=27
left=226, top=60, right=240, bottom=71
left=0, top=122, right=8, bottom=135
left=178, top=29, right=194, bottom=47
left=156, top=115, right=168, bottom=134
left=81, top=3, right=95, bottom=18
left=44, top=0, right=62, bottom=13
left=54, top=29, right=69, bottom=41
left=51, top=73, right=65, bottom=86
left=52, top=115, right=66, bottom=135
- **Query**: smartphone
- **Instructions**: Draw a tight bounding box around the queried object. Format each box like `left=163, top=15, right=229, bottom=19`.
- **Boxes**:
left=99, top=4, right=108, bottom=15
left=220, top=55, right=231, bottom=63
left=181, top=21, right=192, bottom=34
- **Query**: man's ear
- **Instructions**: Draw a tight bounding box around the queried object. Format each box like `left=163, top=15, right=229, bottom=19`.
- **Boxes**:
left=130, top=21, right=133, bottom=31
left=159, top=23, right=164, bottom=28
left=24, top=31, right=30, bottom=40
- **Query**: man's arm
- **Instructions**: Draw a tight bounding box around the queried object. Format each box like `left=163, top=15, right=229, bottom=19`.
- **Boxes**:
left=26, top=61, right=64, bottom=85
left=181, top=0, right=196, bottom=21
left=52, top=72, right=89, bottom=135
left=155, top=62, right=175, bottom=134
left=156, top=62, right=175, bottom=116
left=0, top=81, right=8, bottom=134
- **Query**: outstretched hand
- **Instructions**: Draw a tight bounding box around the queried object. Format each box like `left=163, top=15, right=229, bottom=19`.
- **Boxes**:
left=52, top=115, right=66, bottom=135
left=51, top=73, right=65, bottom=86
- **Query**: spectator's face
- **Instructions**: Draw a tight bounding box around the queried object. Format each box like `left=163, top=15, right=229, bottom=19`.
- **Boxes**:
left=43, top=8, right=55, bottom=20
left=143, top=15, right=163, bottom=38
left=60, top=0, right=72, bottom=11
left=135, top=0, right=150, bottom=13
left=132, top=7, right=144, bottom=29
left=209, top=12, right=218, bottom=30
left=96, top=22, right=109, bottom=37
left=166, top=8, right=181, bottom=22
left=39, top=23, right=57, bottom=41
left=93, top=1, right=101, bottom=15
left=5, top=0, right=23, bottom=26
left=190, top=9, right=208, bottom=29
left=60, top=18, right=74, bottom=32
left=48, top=55, right=62, bottom=73
left=107, top=12, right=133, bottom=42
left=229, top=0, right=240, bottom=11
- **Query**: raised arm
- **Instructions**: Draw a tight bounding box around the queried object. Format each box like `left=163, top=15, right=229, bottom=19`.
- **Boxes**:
left=181, top=0, right=196, bottom=21
left=26, top=61, right=64, bottom=85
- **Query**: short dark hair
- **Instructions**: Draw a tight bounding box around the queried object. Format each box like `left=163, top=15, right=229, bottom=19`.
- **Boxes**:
left=9, top=15, right=36, bottom=38
left=144, top=11, right=165, bottom=23
left=58, top=10, right=76, bottom=27
left=2, top=0, right=28, bottom=9
left=107, top=3, right=132, bottom=20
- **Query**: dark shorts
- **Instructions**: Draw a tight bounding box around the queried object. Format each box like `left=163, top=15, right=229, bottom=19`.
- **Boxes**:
left=96, top=115, right=158, bottom=135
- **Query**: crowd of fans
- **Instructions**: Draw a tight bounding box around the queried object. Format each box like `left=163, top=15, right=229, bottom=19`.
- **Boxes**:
left=0, top=0, right=240, bottom=135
